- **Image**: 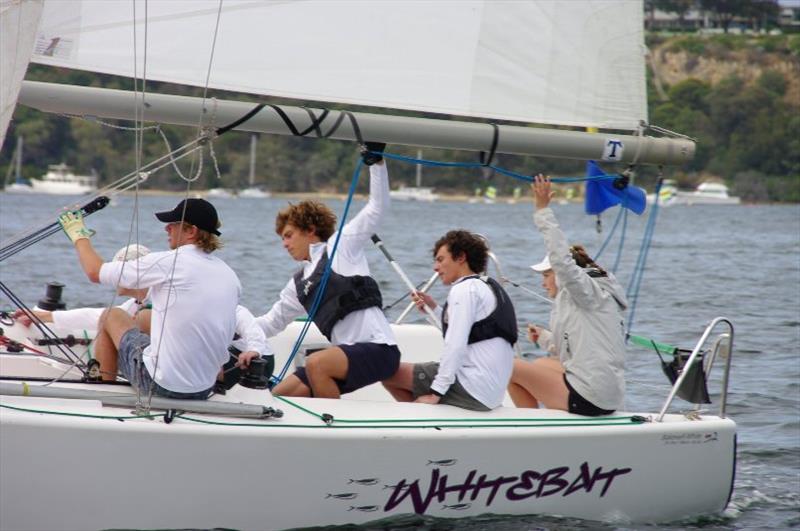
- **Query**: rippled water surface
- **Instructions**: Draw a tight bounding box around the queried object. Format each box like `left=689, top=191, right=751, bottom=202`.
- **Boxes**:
left=1, top=191, right=798, bottom=529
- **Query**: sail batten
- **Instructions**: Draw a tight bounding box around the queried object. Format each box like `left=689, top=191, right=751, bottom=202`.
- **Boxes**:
left=30, top=0, right=648, bottom=130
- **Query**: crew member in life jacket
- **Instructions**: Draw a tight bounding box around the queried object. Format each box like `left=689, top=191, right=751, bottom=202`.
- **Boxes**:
left=254, top=142, right=401, bottom=399
left=382, top=230, right=517, bottom=411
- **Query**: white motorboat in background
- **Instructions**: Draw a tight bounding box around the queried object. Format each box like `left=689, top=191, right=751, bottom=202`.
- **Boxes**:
left=28, top=163, right=97, bottom=195
left=648, top=181, right=740, bottom=206
left=678, top=181, right=741, bottom=205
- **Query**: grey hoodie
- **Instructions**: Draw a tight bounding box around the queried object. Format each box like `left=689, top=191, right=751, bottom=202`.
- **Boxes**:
left=534, top=207, right=628, bottom=411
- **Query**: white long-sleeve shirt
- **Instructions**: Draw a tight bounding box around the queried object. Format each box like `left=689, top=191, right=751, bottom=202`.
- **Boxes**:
left=431, top=276, right=515, bottom=409
left=255, top=163, right=396, bottom=346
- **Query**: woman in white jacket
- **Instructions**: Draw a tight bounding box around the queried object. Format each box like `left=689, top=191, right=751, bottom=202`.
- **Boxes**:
left=508, top=175, right=628, bottom=416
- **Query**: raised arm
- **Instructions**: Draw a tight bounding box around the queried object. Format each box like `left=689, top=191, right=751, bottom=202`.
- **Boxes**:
left=532, top=175, right=603, bottom=308
left=253, top=278, right=306, bottom=338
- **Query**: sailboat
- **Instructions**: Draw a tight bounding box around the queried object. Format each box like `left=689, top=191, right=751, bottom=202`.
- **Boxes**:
left=390, top=149, right=439, bottom=202
left=0, top=2, right=736, bottom=530
left=2, top=136, right=33, bottom=193
left=238, top=133, right=271, bottom=199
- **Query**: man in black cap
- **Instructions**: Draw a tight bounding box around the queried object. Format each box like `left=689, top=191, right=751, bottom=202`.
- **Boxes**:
left=59, top=198, right=242, bottom=399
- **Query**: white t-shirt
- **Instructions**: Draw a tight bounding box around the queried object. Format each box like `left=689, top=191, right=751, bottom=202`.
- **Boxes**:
left=255, top=163, right=395, bottom=346
left=99, top=244, right=241, bottom=393
left=431, top=276, right=515, bottom=409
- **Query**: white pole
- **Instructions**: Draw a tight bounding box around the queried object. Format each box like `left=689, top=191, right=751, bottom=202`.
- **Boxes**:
left=371, top=234, right=441, bottom=329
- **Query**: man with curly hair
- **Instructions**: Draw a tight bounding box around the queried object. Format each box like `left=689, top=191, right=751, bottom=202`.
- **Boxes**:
left=255, top=143, right=401, bottom=399
left=382, top=230, right=517, bottom=411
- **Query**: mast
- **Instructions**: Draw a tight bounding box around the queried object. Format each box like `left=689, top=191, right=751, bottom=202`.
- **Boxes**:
left=415, top=148, right=422, bottom=187
left=18, top=81, right=695, bottom=166
left=248, top=133, right=257, bottom=187
left=15, top=137, right=22, bottom=183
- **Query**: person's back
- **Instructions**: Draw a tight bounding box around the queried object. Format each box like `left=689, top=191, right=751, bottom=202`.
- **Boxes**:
left=549, top=269, right=626, bottom=411
left=133, top=245, right=239, bottom=392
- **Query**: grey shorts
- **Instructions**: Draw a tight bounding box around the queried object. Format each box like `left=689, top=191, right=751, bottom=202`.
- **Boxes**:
left=412, top=362, right=490, bottom=412
left=118, top=328, right=211, bottom=400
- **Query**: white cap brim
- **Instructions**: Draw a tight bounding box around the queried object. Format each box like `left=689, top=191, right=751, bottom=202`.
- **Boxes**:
left=530, top=255, right=551, bottom=272
left=113, top=244, right=151, bottom=262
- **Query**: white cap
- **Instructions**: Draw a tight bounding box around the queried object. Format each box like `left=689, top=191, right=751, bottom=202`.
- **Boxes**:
left=530, top=255, right=551, bottom=272
left=112, top=244, right=150, bottom=262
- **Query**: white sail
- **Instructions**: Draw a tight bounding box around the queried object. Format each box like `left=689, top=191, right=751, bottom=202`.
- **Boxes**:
left=0, top=0, right=43, bottom=150
left=31, top=0, right=647, bottom=130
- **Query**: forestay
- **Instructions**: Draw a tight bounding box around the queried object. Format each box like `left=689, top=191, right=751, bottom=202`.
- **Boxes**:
left=31, top=0, right=648, bottom=130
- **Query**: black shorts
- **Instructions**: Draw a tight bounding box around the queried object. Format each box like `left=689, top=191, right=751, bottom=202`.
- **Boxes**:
left=295, top=343, right=401, bottom=396
left=563, top=374, right=615, bottom=417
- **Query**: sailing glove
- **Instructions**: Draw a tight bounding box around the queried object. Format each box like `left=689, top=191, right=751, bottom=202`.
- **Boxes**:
left=360, top=142, right=386, bottom=166
left=58, top=211, right=95, bottom=243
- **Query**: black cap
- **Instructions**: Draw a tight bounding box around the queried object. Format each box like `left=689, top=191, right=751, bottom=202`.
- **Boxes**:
left=155, top=198, right=221, bottom=236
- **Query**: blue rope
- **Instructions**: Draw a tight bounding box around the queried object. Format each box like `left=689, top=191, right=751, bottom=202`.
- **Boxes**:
left=625, top=179, right=663, bottom=332
left=593, top=206, right=625, bottom=261
left=612, top=208, right=629, bottom=274
left=380, top=151, right=619, bottom=185
left=272, top=159, right=364, bottom=385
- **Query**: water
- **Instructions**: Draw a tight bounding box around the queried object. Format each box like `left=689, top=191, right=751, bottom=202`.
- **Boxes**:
left=1, top=192, right=798, bottom=529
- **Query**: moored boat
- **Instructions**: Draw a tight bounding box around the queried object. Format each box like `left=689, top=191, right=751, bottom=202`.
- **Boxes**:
left=28, top=163, right=97, bottom=195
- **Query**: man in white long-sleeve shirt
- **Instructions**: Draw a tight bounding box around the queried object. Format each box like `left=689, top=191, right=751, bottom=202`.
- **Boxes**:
left=255, top=143, right=400, bottom=399
left=383, top=230, right=517, bottom=411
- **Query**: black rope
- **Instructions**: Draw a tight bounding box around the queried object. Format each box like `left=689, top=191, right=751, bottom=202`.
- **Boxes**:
left=215, top=103, right=267, bottom=136
left=216, top=104, right=366, bottom=147
left=479, top=123, right=500, bottom=167
left=382, top=279, right=428, bottom=312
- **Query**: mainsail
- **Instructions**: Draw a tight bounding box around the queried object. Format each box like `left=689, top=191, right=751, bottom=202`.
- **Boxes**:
left=0, top=0, right=43, bottom=150
left=30, top=0, right=648, bottom=130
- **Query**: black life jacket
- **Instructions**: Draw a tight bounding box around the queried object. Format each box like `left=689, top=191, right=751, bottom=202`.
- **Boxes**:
left=294, top=250, right=383, bottom=341
left=441, top=275, right=518, bottom=346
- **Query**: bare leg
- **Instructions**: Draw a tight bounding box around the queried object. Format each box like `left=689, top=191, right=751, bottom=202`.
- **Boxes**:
left=382, top=362, right=415, bottom=402
left=272, top=374, right=312, bottom=398
left=508, top=357, right=570, bottom=411
left=303, top=346, right=349, bottom=399
left=94, top=308, right=138, bottom=381
left=135, top=309, right=151, bottom=335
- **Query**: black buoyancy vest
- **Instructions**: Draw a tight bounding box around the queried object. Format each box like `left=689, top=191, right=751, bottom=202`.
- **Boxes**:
left=441, top=275, right=518, bottom=346
left=294, top=250, right=383, bottom=341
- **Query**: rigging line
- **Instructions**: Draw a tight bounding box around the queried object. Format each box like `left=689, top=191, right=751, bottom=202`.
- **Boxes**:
left=0, top=144, right=203, bottom=254
left=499, top=276, right=553, bottom=305
left=0, top=282, right=87, bottom=373
left=479, top=123, right=500, bottom=167
left=626, top=176, right=663, bottom=333
left=274, top=157, right=365, bottom=384
left=593, top=205, right=625, bottom=261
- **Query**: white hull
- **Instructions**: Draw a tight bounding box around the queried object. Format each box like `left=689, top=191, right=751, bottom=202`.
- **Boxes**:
left=28, top=178, right=96, bottom=195
left=389, top=186, right=438, bottom=202
left=3, top=183, right=35, bottom=194
left=238, top=187, right=271, bottom=199
left=0, top=321, right=736, bottom=528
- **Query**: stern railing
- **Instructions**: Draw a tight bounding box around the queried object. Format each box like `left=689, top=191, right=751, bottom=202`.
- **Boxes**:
left=657, top=317, right=734, bottom=422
